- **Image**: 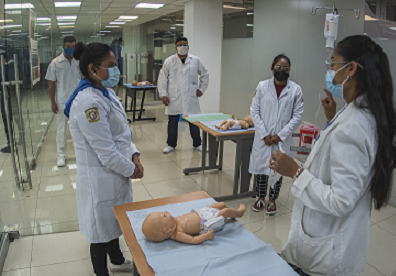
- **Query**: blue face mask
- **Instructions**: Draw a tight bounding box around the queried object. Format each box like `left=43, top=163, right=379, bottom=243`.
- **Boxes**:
left=325, top=63, right=349, bottom=98
left=64, top=48, right=74, bottom=57
left=95, top=66, right=120, bottom=88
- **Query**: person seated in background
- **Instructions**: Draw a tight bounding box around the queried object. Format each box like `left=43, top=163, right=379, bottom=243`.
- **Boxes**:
left=131, top=80, right=153, bottom=86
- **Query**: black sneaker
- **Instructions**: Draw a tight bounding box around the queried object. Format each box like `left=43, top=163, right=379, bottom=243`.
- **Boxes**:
left=1, top=145, right=11, bottom=153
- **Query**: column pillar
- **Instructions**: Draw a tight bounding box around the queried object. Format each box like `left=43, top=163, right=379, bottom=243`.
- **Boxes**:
left=184, top=0, right=223, bottom=113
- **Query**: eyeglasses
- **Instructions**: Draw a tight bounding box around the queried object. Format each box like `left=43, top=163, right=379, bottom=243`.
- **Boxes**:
left=274, top=66, right=290, bottom=72
left=325, top=60, right=364, bottom=70
left=176, top=44, right=188, bottom=47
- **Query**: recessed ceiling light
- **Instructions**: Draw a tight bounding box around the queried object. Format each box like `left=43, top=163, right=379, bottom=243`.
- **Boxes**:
left=37, top=17, right=51, bottom=22
left=57, top=15, right=77, bottom=21
left=105, top=25, right=120, bottom=28
left=5, top=3, right=34, bottom=9
left=223, top=5, right=245, bottom=10
left=57, top=22, right=75, bottom=25
left=115, top=19, right=131, bottom=22
left=0, top=19, right=14, bottom=23
left=247, top=12, right=254, bottom=15
left=38, top=23, right=51, bottom=26
left=390, top=27, right=396, bottom=30
left=247, top=24, right=253, bottom=27
left=118, top=15, right=138, bottom=20
left=100, top=31, right=111, bottom=32
left=109, top=22, right=126, bottom=24
left=0, top=25, right=22, bottom=29
left=59, top=26, right=75, bottom=28
left=97, top=34, right=105, bottom=36
left=12, top=30, right=22, bottom=32
left=170, top=27, right=176, bottom=29
left=54, top=2, right=81, bottom=8
left=173, top=24, right=183, bottom=26
left=5, top=10, right=21, bottom=14
left=135, top=3, right=164, bottom=9
left=61, top=31, right=74, bottom=33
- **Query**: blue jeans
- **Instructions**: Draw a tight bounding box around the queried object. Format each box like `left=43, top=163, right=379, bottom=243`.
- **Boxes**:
left=167, top=115, right=201, bottom=148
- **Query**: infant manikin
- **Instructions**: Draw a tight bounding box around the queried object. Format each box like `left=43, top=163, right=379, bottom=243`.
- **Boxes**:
left=142, top=202, right=246, bottom=244
left=132, top=80, right=153, bottom=86
left=215, top=115, right=254, bottom=131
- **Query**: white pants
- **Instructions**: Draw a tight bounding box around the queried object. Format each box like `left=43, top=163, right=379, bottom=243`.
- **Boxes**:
left=57, top=109, right=68, bottom=157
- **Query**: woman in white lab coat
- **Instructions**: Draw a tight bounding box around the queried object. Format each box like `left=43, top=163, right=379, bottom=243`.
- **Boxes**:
left=270, top=36, right=396, bottom=276
left=64, top=42, right=144, bottom=276
left=249, top=54, right=304, bottom=214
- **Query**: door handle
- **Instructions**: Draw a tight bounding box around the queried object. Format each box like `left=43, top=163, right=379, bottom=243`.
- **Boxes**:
left=2, top=80, right=23, bottom=86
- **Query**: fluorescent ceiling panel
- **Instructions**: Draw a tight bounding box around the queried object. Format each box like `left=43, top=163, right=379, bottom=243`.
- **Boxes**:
left=54, top=2, right=81, bottom=8
left=12, top=30, right=22, bottom=32
left=223, top=5, right=245, bottom=10
left=118, top=15, right=138, bottom=20
left=0, top=19, right=13, bottom=23
left=390, top=27, right=396, bottom=30
left=170, top=27, right=176, bottom=29
left=109, top=22, right=126, bottom=24
left=97, top=34, right=105, bottom=35
left=115, top=19, right=132, bottom=22
left=5, top=10, right=21, bottom=14
left=5, top=3, right=34, bottom=9
left=0, top=25, right=22, bottom=29
left=57, top=22, right=75, bottom=25
left=57, top=15, right=77, bottom=20
left=247, top=12, right=254, bottom=15
left=38, top=23, right=51, bottom=26
left=247, top=24, right=253, bottom=27
left=105, top=25, right=120, bottom=28
left=59, top=25, right=75, bottom=28
left=135, top=3, right=164, bottom=9
left=37, top=17, right=51, bottom=22
left=100, top=31, right=111, bottom=32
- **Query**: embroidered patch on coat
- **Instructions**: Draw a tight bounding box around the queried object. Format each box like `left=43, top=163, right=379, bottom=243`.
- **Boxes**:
left=85, top=107, right=100, bottom=123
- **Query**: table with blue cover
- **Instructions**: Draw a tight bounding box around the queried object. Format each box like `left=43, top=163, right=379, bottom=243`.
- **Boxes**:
left=113, top=191, right=298, bottom=276
left=123, top=85, right=157, bottom=123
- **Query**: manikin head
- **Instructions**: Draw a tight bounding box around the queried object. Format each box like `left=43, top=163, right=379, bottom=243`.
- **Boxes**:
left=244, top=115, right=254, bottom=127
left=142, top=211, right=177, bottom=242
left=132, top=80, right=138, bottom=86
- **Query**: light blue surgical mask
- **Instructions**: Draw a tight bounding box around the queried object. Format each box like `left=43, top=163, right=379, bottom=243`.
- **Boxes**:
left=64, top=48, right=74, bottom=57
left=95, top=66, right=120, bottom=88
left=325, top=63, right=350, bottom=98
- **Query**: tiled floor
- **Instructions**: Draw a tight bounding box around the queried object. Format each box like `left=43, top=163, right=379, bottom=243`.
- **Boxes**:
left=1, top=99, right=396, bottom=275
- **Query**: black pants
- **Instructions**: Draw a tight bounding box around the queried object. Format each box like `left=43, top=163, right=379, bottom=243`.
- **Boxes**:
left=90, top=238, right=125, bottom=276
left=255, top=174, right=283, bottom=200
left=167, top=115, right=201, bottom=148
left=0, top=90, right=10, bottom=146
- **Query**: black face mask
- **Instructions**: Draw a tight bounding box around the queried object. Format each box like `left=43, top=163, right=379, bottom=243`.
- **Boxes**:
left=274, top=69, right=289, bottom=82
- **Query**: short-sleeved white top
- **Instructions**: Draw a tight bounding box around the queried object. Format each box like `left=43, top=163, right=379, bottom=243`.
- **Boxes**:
left=45, top=53, right=82, bottom=108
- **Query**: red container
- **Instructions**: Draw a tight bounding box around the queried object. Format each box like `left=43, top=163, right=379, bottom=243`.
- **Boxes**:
left=299, top=123, right=319, bottom=155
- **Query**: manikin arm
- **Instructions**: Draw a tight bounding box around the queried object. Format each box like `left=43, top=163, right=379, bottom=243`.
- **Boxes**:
left=174, top=230, right=214, bottom=245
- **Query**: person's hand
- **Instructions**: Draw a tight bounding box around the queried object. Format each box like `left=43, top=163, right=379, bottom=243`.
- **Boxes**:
left=205, top=230, right=214, bottom=240
left=269, top=150, right=300, bottom=178
left=196, top=89, right=203, bottom=97
left=131, top=154, right=144, bottom=179
left=51, top=102, right=58, bottom=114
left=264, top=135, right=273, bottom=146
left=271, top=135, right=282, bottom=144
left=321, top=89, right=337, bottom=122
left=162, top=97, right=169, bottom=106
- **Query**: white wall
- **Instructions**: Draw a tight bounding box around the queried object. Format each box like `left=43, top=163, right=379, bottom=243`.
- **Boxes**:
left=184, top=0, right=223, bottom=114
left=220, top=38, right=253, bottom=119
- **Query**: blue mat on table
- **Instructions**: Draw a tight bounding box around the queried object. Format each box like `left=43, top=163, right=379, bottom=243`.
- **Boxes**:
left=125, top=85, right=157, bottom=89
left=127, top=198, right=297, bottom=276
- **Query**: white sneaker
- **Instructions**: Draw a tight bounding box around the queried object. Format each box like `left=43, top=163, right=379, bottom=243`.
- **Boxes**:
left=163, top=146, right=175, bottom=154
left=194, top=145, right=202, bottom=152
left=109, top=259, right=133, bottom=272
left=57, top=156, right=66, bottom=167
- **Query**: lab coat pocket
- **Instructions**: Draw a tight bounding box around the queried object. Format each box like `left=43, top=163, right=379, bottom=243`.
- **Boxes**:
left=283, top=108, right=293, bottom=121
left=90, top=167, right=123, bottom=203
left=168, top=84, right=177, bottom=99
left=296, top=222, right=334, bottom=275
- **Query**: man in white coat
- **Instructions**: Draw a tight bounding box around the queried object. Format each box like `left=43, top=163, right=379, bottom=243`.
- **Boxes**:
left=158, top=37, right=209, bottom=153
left=45, top=36, right=81, bottom=167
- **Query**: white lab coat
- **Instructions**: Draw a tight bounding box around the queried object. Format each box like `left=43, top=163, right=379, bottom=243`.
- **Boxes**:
left=281, top=99, right=377, bottom=276
left=249, top=78, right=304, bottom=176
left=158, top=54, right=209, bottom=115
left=45, top=54, right=81, bottom=107
left=68, top=86, right=139, bottom=244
